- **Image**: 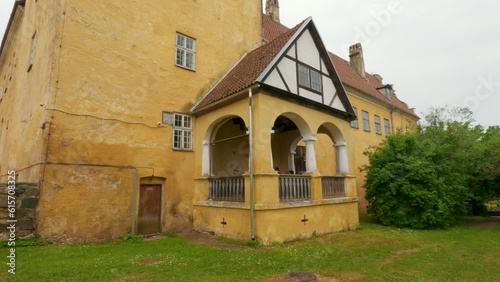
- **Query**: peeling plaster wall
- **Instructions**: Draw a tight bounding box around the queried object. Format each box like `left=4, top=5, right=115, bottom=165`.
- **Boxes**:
left=33, top=0, right=262, bottom=240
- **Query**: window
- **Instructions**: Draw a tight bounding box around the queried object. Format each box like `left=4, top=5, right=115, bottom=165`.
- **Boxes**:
left=310, top=70, right=322, bottom=92
left=27, top=31, right=36, bottom=72
left=362, top=111, right=370, bottom=132
left=175, top=33, right=196, bottom=70
left=374, top=115, right=381, bottom=135
left=298, top=64, right=310, bottom=88
left=384, top=118, right=391, bottom=136
left=298, top=64, right=322, bottom=92
left=350, top=107, right=359, bottom=128
left=173, top=113, right=193, bottom=150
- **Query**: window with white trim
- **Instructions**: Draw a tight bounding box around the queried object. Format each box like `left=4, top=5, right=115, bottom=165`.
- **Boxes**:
left=298, top=63, right=322, bottom=92
left=298, top=64, right=310, bottom=88
left=175, top=33, right=196, bottom=70
left=173, top=113, right=193, bottom=150
left=350, top=107, right=359, bottom=128
left=374, top=115, right=382, bottom=135
left=384, top=118, right=391, bottom=136
left=310, top=69, right=322, bottom=92
left=362, top=110, right=370, bottom=132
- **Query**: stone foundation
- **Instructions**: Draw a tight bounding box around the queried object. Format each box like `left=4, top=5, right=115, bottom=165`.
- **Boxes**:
left=0, top=182, right=39, bottom=240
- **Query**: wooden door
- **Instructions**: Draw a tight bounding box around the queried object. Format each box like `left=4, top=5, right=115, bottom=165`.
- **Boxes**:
left=138, top=184, right=162, bottom=235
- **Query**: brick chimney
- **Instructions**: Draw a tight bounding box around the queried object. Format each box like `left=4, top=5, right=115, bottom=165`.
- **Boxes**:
left=349, top=43, right=365, bottom=79
left=266, top=0, right=280, bottom=22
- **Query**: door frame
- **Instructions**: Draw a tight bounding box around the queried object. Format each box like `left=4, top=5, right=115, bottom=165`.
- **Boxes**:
left=136, top=177, right=166, bottom=235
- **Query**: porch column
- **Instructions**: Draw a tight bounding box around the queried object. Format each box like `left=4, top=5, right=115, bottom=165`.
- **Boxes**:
left=201, top=140, right=210, bottom=175
left=335, top=141, right=349, bottom=174
left=304, top=137, right=317, bottom=173
left=288, top=150, right=296, bottom=173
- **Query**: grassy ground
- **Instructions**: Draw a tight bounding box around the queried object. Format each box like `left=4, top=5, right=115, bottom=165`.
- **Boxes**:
left=1, top=216, right=499, bottom=281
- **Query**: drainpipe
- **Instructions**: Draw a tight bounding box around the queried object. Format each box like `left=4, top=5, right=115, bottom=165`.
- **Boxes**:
left=248, top=87, right=255, bottom=241
left=390, top=105, right=395, bottom=133
left=131, top=168, right=138, bottom=235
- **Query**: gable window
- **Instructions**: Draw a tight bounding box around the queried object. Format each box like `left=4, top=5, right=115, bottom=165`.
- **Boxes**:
left=173, top=113, right=193, bottom=150
left=350, top=107, right=359, bottom=128
left=310, top=69, right=322, bottom=92
left=374, top=115, right=382, bottom=135
left=362, top=111, right=370, bottom=132
left=297, top=63, right=322, bottom=92
left=298, top=64, right=310, bottom=88
left=175, top=33, right=196, bottom=70
left=384, top=118, right=391, bottom=136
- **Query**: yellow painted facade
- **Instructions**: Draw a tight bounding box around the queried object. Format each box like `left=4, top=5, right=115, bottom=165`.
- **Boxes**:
left=1, top=0, right=263, bottom=241
left=1, top=0, right=416, bottom=242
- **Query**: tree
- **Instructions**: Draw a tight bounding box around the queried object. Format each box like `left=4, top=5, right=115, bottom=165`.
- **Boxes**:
left=363, top=132, right=467, bottom=229
left=363, top=107, right=499, bottom=229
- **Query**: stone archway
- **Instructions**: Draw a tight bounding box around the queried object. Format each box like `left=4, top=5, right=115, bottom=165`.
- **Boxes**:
left=317, top=122, right=348, bottom=174
left=202, top=116, right=249, bottom=177
left=271, top=112, right=316, bottom=174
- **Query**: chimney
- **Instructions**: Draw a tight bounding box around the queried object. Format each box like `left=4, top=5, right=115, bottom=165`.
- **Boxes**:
left=349, top=43, right=366, bottom=79
left=266, top=0, right=280, bottom=22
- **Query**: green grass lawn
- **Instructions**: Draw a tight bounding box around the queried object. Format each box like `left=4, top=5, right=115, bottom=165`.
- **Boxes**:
left=1, top=216, right=499, bottom=281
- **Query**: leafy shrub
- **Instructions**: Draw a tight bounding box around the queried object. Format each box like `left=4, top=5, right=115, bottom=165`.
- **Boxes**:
left=363, top=133, right=467, bottom=229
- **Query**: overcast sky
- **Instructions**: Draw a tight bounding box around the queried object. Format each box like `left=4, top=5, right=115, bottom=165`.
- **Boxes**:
left=1, top=0, right=499, bottom=127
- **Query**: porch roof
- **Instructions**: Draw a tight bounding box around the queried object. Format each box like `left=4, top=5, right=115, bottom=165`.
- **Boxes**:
left=191, top=20, right=305, bottom=112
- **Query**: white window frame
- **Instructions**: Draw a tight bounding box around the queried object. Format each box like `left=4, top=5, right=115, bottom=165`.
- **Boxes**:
left=175, top=33, right=196, bottom=70
left=384, top=118, right=391, bottom=136
left=374, top=115, right=382, bottom=135
left=298, top=64, right=310, bottom=88
left=173, top=113, right=193, bottom=150
left=298, top=63, right=322, bottom=93
left=362, top=110, right=370, bottom=132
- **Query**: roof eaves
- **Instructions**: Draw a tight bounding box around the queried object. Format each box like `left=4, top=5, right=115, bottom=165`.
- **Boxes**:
left=190, top=52, right=249, bottom=113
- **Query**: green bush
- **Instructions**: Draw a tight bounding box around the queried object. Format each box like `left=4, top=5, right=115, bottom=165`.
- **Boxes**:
left=363, top=107, right=500, bottom=229
left=363, top=133, right=466, bottom=229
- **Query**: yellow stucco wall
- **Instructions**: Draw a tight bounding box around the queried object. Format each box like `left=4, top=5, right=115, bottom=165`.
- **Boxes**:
left=0, top=1, right=62, bottom=182
left=2, top=0, right=263, bottom=240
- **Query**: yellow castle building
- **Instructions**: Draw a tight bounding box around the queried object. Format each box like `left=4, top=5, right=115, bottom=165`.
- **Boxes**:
left=0, top=0, right=418, bottom=243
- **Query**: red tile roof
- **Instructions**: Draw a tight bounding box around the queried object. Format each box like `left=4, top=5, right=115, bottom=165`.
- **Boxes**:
left=329, top=52, right=418, bottom=118
left=193, top=14, right=417, bottom=119
left=192, top=20, right=304, bottom=111
left=263, top=14, right=290, bottom=42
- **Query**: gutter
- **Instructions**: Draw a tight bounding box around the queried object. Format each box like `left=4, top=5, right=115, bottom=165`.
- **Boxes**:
left=248, top=87, right=255, bottom=241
